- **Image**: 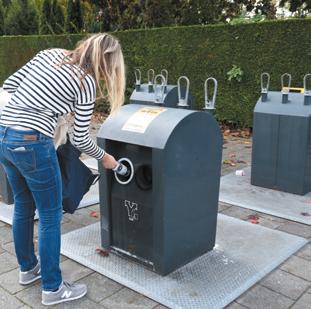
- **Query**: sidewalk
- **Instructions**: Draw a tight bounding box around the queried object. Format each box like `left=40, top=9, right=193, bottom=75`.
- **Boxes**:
left=0, top=131, right=310, bottom=309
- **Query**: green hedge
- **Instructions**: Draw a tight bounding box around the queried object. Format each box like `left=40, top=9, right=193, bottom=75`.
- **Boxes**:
left=0, top=19, right=311, bottom=127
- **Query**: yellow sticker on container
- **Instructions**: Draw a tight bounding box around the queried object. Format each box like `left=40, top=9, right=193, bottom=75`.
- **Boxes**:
left=122, top=107, right=167, bottom=133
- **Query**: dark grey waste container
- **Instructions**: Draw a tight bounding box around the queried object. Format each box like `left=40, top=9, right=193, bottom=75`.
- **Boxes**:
left=251, top=73, right=311, bottom=195
left=0, top=164, right=13, bottom=204
left=97, top=103, right=222, bottom=275
left=130, top=69, right=194, bottom=108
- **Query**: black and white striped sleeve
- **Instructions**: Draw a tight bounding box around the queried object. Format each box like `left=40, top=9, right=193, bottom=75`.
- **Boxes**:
left=72, top=75, right=105, bottom=160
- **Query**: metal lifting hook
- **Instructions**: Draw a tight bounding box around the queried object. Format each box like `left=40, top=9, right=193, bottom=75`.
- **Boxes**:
left=261, top=72, right=270, bottom=102
left=147, top=69, right=155, bottom=85
left=203, top=77, right=218, bottom=112
left=281, top=73, right=291, bottom=104
left=281, top=73, right=292, bottom=93
left=134, top=69, right=141, bottom=86
left=177, top=76, right=190, bottom=108
left=134, top=68, right=141, bottom=91
left=153, top=74, right=166, bottom=104
left=303, top=74, right=311, bottom=105
left=160, top=69, right=168, bottom=86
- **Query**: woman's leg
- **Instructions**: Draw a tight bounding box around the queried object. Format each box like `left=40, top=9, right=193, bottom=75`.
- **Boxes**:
left=0, top=159, right=37, bottom=271
left=23, top=140, right=63, bottom=291
left=0, top=127, right=63, bottom=291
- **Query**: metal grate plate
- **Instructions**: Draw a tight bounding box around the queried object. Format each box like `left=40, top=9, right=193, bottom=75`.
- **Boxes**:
left=0, top=183, right=99, bottom=225
left=61, top=214, right=307, bottom=309
left=219, top=167, right=311, bottom=225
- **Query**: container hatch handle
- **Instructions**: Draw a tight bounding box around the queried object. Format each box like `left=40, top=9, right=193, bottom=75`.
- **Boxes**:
left=261, top=72, right=270, bottom=102
left=177, top=76, right=190, bottom=108
left=153, top=74, right=166, bottom=104
left=203, top=77, right=218, bottom=112
left=304, top=74, right=311, bottom=105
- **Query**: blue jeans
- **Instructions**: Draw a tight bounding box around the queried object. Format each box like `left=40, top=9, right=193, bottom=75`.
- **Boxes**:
left=0, top=125, right=62, bottom=291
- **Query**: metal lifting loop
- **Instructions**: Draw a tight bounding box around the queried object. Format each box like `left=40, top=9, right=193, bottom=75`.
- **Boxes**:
left=153, top=74, right=166, bottom=104
left=304, top=74, right=311, bottom=105
left=134, top=68, right=141, bottom=86
left=204, top=77, right=218, bottom=110
left=281, top=73, right=291, bottom=93
left=177, top=76, right=190, bottom=108
left=160, top=69, right=168, bottom=86
left=261, top=72, right=270, bottom=102
left=147, top=69, right=155, bottom=85
left=261, top=72, right=270, bottom=93
left=304, top=74, right=311, bottom=95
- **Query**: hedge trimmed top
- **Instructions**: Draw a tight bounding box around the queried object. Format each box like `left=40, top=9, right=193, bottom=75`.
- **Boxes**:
left=0, top=19, right=310, bottom=126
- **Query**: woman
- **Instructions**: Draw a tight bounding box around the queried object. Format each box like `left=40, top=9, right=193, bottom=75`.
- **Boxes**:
left=0, top=33, right=125, bottom=306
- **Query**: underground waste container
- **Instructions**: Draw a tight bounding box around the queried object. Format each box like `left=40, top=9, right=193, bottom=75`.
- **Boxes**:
left=251, top=73, right=311, bottom=195
left=97, top=79, right=222, bottom=275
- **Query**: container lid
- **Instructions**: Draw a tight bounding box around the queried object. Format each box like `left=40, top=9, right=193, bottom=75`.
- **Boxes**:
left=254, top=91, right=311, bottom=117
left=98, top=104, right=196, bottom=149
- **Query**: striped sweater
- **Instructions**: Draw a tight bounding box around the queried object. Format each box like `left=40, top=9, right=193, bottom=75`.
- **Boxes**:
left=0, top=48, right=105, bottom=160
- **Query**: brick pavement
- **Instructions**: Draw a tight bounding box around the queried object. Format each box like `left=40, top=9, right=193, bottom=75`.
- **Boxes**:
left=0, top=135, right=310, bottom=309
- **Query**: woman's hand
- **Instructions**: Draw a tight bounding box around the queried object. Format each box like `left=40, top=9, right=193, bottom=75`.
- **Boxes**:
left=101, top=153, right=118, bottom=170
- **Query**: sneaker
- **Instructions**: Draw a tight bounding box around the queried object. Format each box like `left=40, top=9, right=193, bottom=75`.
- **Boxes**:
left=19, top=260, right=41, bottom=285
left=42, top=281, right=87, bottom=306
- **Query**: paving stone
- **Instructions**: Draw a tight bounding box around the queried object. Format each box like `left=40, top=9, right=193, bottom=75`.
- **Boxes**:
left=0, top=252, right=18, bottom=274
left=260, top=269, right=310, bottom=300
left=218, top=202, right=232, bottom=212
left=0, top=267, right=29, bottom=294
left=291, top=292, right=311, bottom=309
left=0, top=286, right=23, bottom=308
left=16, top=283, right=45, bottom=309
left=225, top=302, right=249, bottom=309
left=60, top=259, right=93, bottom=282
left=253, top=213, right=285, bottom=229
left=236, top=285, right=294, bottom=309
left=77, top=272, right=122, bottom=303
left=18, top=305, right=31, bottom=309
left=221, top=206, right=257, bottom=221
left=0, top=226, right=13, bottom=244
left=61, top=220, right=84, bottom=234
left=54, top=296, right=106, bottom=308
left=256, top=217, right=282, bottom=229
left=100, top=287, right=158, bottom=309
left=88, top=204, right=100, bottom=212
left=277, top=221, right=311, bottom=239
left=296, top=243, right=311, bottom=261
left=1, top=241, right=16, bottom=256
left=0, top=246, right=5, bottom=254
left=2, top=240, right=39, bottom=259
left=65, top=208, right=100, bottom=227
left=60, top=254, right=68, bottom=262
left=281, top=256, right=311, bottom=281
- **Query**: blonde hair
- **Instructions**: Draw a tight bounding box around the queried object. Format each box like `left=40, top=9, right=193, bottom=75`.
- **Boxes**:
left=63, top=33, right=125, bottom=114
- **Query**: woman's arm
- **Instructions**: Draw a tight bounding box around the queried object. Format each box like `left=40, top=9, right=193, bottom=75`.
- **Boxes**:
left=72, top=101, right=106, bottom=160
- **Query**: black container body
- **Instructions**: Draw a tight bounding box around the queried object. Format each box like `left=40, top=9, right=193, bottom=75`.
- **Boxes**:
left=97, top=104, right=222, bottom=275
left=251, top=91, right=311, bottom=195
